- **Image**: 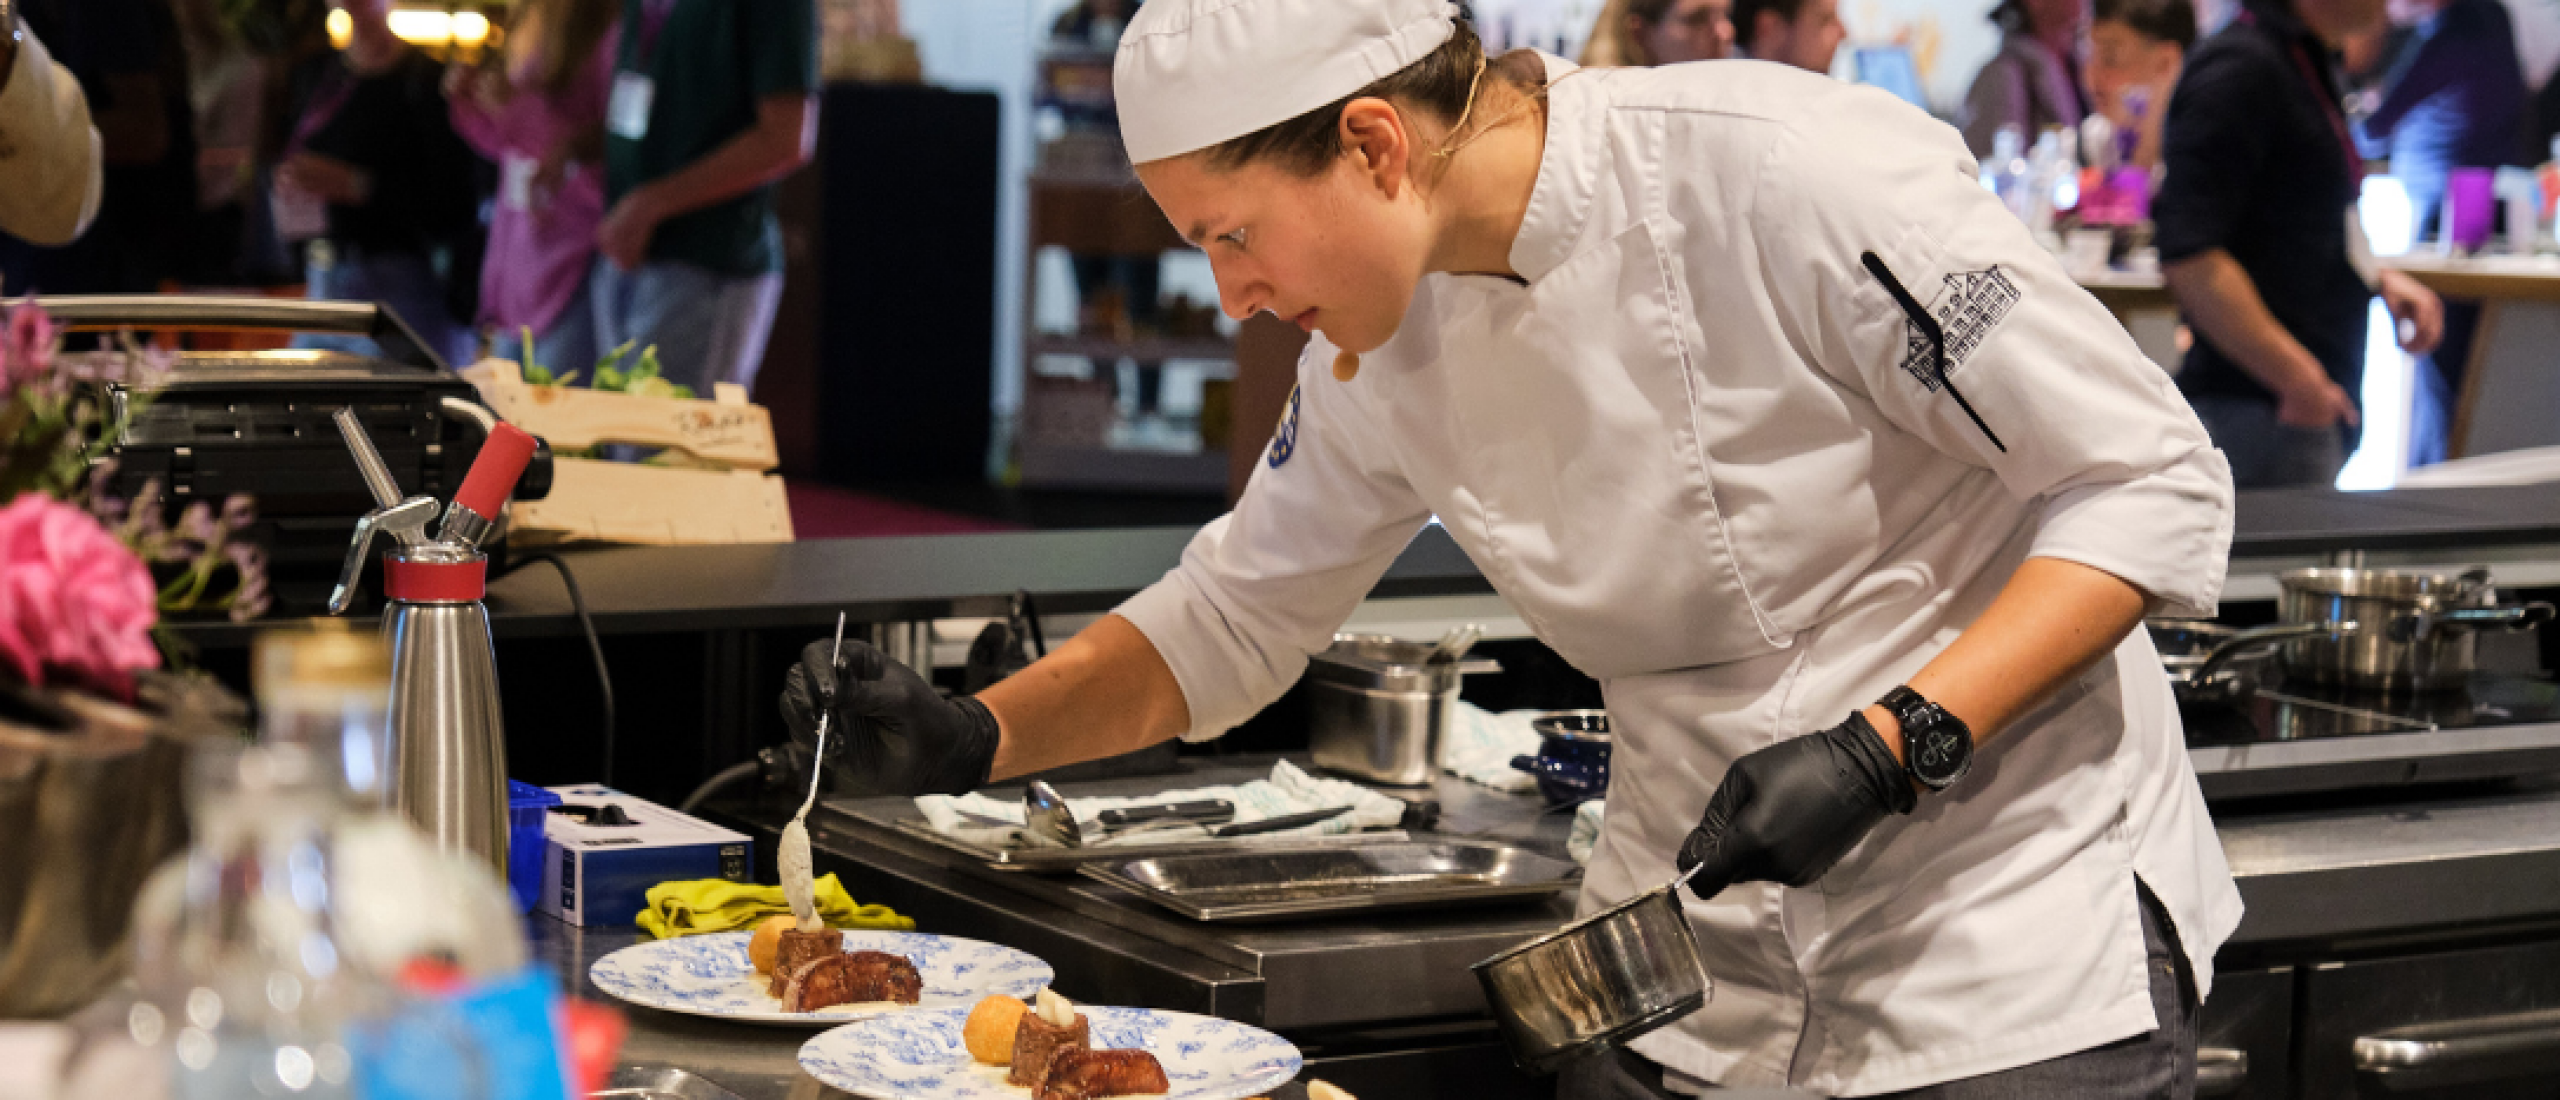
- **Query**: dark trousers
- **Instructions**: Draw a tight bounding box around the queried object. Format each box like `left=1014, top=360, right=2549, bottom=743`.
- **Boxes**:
left=1559, top=880, right=2200, bottom=1100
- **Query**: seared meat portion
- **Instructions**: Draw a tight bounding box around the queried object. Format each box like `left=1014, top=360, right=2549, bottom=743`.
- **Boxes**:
left=839, top=950, right=923, bottom=1003
left=779, top=950, right=923, bottom=1012
left=1035, top=1045, right=1171, bottom=1100
left=1007, top=1009, right=1093, bottom=1086
left=767, top=927, right=843, bottom=996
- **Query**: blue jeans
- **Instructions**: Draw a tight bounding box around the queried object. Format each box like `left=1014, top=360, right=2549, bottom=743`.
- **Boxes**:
left=588, top=258, right=784, bottom=396
left=293, top=247, right=476, bottom=369
left=487, top=274, right=601, bottom=380
left=1558, top=882, right=2200, bottom=1099
left=2187, top=394, right=2350, bottom=490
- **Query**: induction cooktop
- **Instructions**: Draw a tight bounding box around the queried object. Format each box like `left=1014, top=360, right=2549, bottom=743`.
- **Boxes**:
left=2184, top=673, right=2560, bottom=800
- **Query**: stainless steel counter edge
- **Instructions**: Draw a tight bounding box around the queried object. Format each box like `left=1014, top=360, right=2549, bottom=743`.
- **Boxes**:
left=2221, top=781, right=2560, bottom=946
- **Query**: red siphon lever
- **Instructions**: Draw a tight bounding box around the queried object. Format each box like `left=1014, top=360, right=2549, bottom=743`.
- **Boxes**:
left=440, top=422, right=538, bottom=551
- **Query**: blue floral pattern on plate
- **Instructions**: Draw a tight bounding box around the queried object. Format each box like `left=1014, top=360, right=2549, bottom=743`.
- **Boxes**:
left=799, top=1006, right=1302, bottom=1099
left=589, top=932, right=1054, bottom=1026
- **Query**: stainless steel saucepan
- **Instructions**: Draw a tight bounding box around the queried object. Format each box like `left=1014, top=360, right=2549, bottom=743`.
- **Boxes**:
left=2276, top=567, right=2555, bottom=693
left=1471, top=863, right=1711, bottom=1074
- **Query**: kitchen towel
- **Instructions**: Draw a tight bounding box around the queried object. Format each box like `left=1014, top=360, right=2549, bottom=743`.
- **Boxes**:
left=637, top=873, right=913, bottom=938
left=1567, top=798, right=1607, bottom=865
left=913, top=760, right=1407, bottom=848
left=1439, top=702, right=1543, bottom=792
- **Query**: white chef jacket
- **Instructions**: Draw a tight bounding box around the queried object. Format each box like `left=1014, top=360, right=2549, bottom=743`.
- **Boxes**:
left=1116, top=56, right=2243, bottom=1096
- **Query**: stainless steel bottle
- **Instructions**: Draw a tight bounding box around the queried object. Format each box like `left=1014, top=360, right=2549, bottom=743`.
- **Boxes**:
left=329, top=409, right=539, bottom=872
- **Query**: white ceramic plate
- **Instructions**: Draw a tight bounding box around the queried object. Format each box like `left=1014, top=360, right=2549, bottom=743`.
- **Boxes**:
left=798, top=1006, right=1302, bottom=1099
left=588, top=931, right=1054, bottom=1026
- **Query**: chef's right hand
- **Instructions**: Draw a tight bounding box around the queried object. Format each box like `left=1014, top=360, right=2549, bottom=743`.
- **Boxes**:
left=780, top=639, right=999, bottom=798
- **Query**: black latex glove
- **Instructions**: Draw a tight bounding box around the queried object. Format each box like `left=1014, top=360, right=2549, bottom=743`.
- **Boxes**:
left=780, top=638, right=999, bottom=798
left=1676, top=711, right=1917, bottom=901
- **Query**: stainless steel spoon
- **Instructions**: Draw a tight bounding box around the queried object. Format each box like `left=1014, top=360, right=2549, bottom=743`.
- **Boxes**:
left=1024, top=780, right=1083, bottom=847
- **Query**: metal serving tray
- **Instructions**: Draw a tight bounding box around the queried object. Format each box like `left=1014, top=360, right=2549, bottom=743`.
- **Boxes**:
left=1081, top=840, right=1581, bottom=922
left=591, top=1066, right=747, bottom=1100
left=848, top=805, right=1413, bottom=872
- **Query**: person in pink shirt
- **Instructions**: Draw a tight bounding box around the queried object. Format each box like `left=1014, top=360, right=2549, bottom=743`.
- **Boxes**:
left=447, top=0, right=619, bottom=372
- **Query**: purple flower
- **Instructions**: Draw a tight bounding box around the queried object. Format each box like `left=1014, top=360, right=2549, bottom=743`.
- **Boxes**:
left=3, top=300, right=57, bottom=392
left=223, top=541, right=270, bottom=623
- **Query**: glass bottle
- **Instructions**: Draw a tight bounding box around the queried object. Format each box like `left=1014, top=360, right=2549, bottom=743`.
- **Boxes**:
left=128, top=626, right=510, bottom=1100
left=129, top=625, right=394, bottom=1098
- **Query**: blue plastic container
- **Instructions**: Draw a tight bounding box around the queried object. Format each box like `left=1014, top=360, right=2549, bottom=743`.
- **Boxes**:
left=507, top=780, right=563, bottom=913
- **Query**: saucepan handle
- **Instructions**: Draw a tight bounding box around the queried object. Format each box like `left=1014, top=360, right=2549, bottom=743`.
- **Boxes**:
left=2389, top=602, right=2557, bottom=642
left=2194, top=621, right=2355, bottom=683
left=1509, top=754, right=1579, bottom=781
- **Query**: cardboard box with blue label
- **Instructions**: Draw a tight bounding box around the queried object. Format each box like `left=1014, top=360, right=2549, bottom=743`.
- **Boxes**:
left=542, top=785, right=752, bottom=926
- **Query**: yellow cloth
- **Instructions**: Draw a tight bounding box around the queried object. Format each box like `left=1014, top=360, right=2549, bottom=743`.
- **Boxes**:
left=637, top=873, right=914, bottom=939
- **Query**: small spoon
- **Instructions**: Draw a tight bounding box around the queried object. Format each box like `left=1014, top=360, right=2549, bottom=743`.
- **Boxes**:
left=1023, top=780, right=1083, bottom=848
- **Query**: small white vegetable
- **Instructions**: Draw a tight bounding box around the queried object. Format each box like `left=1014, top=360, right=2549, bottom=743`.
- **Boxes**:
left=1035, top=987, right=1077, bottom=1028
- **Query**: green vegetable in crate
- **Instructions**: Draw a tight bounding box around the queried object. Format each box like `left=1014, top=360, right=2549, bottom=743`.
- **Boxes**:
left=517, top=336, right=693, bottom=399
left=588, top=341, right=695, bottom=399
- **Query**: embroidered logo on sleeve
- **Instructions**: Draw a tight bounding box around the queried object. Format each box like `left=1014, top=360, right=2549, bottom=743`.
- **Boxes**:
left=1896, top=266, right=2021, bottom=392
left=1267, top=384, right=1302, bottom=468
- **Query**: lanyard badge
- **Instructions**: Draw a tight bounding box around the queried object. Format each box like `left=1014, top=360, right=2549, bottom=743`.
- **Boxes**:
left=608, top=72, right=656, bottom=140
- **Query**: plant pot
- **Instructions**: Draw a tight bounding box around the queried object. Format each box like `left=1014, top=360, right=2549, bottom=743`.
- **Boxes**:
left=0, top=674, right=244, bottom=1019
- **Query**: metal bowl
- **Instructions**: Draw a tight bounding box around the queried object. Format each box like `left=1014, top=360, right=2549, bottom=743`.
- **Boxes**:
left=1470, top=872, right=1710, bottom=1074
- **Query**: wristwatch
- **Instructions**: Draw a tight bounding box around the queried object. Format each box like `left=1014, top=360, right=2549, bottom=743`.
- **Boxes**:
left=1879, top=685, right=1974, bottom=792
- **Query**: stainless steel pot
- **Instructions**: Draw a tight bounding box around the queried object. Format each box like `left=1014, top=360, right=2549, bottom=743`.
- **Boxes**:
left=2276, top=568, right=2556, bottom=693
left=1471, top=864, right=1710, bottom=1074
left=1306, top=633, right=1499, bottom=786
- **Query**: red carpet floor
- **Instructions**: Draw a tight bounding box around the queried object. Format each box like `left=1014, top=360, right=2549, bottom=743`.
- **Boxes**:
left=785, top=481, right=1025, bottom=539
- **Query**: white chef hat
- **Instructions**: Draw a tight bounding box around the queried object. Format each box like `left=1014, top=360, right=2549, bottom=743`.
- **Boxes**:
left=1115, top=0, right=1462, bottom=165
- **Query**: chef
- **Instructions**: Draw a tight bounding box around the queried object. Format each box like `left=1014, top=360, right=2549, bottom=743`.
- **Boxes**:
left=781, top=0, right=2241, bottom=1094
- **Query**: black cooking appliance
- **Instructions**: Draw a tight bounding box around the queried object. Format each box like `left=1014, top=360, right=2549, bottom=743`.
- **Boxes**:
left=2185, top=671, right=2560, bottom=800
left=26, top=296, right=548, bottom=614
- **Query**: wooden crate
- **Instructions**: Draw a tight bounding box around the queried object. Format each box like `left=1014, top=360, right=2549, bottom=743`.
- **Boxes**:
left=460, top=360, right=794, bottom=546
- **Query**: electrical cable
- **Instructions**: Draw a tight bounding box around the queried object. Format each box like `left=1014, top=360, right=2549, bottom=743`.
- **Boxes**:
left=680, top=759, right=763, bottom=815
left=506, top=551, right=617, bottom=786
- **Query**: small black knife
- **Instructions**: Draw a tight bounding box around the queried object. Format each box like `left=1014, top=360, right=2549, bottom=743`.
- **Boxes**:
left=1097, top=799, right=1236, bottom=828
left=1210, top=804, right=1355, bottom=838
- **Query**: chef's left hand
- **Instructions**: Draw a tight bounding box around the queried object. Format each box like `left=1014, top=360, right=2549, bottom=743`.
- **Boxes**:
left=1676, top=712, right=1915, bottom=901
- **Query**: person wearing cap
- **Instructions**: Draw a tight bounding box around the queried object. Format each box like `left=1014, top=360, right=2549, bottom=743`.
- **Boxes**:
left=782, top=1, right=2237, bottom=1094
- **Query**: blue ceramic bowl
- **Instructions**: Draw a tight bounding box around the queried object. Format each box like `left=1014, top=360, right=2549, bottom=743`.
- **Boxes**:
left=1511, top=710, right=1611, bottom=806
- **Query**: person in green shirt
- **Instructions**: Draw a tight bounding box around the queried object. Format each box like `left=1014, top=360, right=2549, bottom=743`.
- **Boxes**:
left=593, top=0, right=816, bottom=395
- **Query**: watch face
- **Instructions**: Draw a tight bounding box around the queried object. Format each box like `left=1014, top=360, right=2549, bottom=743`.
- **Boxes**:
left=1906, top=705, right=1972, bottom=786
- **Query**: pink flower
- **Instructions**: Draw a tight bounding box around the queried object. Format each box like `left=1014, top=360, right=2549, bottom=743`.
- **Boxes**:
left=0, top=493, right=161, bottom=699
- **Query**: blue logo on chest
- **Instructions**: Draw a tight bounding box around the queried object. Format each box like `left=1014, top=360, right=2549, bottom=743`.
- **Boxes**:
left=1267, top=384, right=1301, bottom=468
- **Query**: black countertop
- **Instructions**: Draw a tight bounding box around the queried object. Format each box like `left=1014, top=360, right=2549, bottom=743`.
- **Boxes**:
left=168, top=483, right=2560, bottom=646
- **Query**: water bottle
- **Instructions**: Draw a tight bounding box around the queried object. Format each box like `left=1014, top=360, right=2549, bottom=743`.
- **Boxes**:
left=127, top=629, right=397, bottom=1100
left=1982, top=127, right=2030, bottom=221
left=129, top=627, right=527, bottom=1100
